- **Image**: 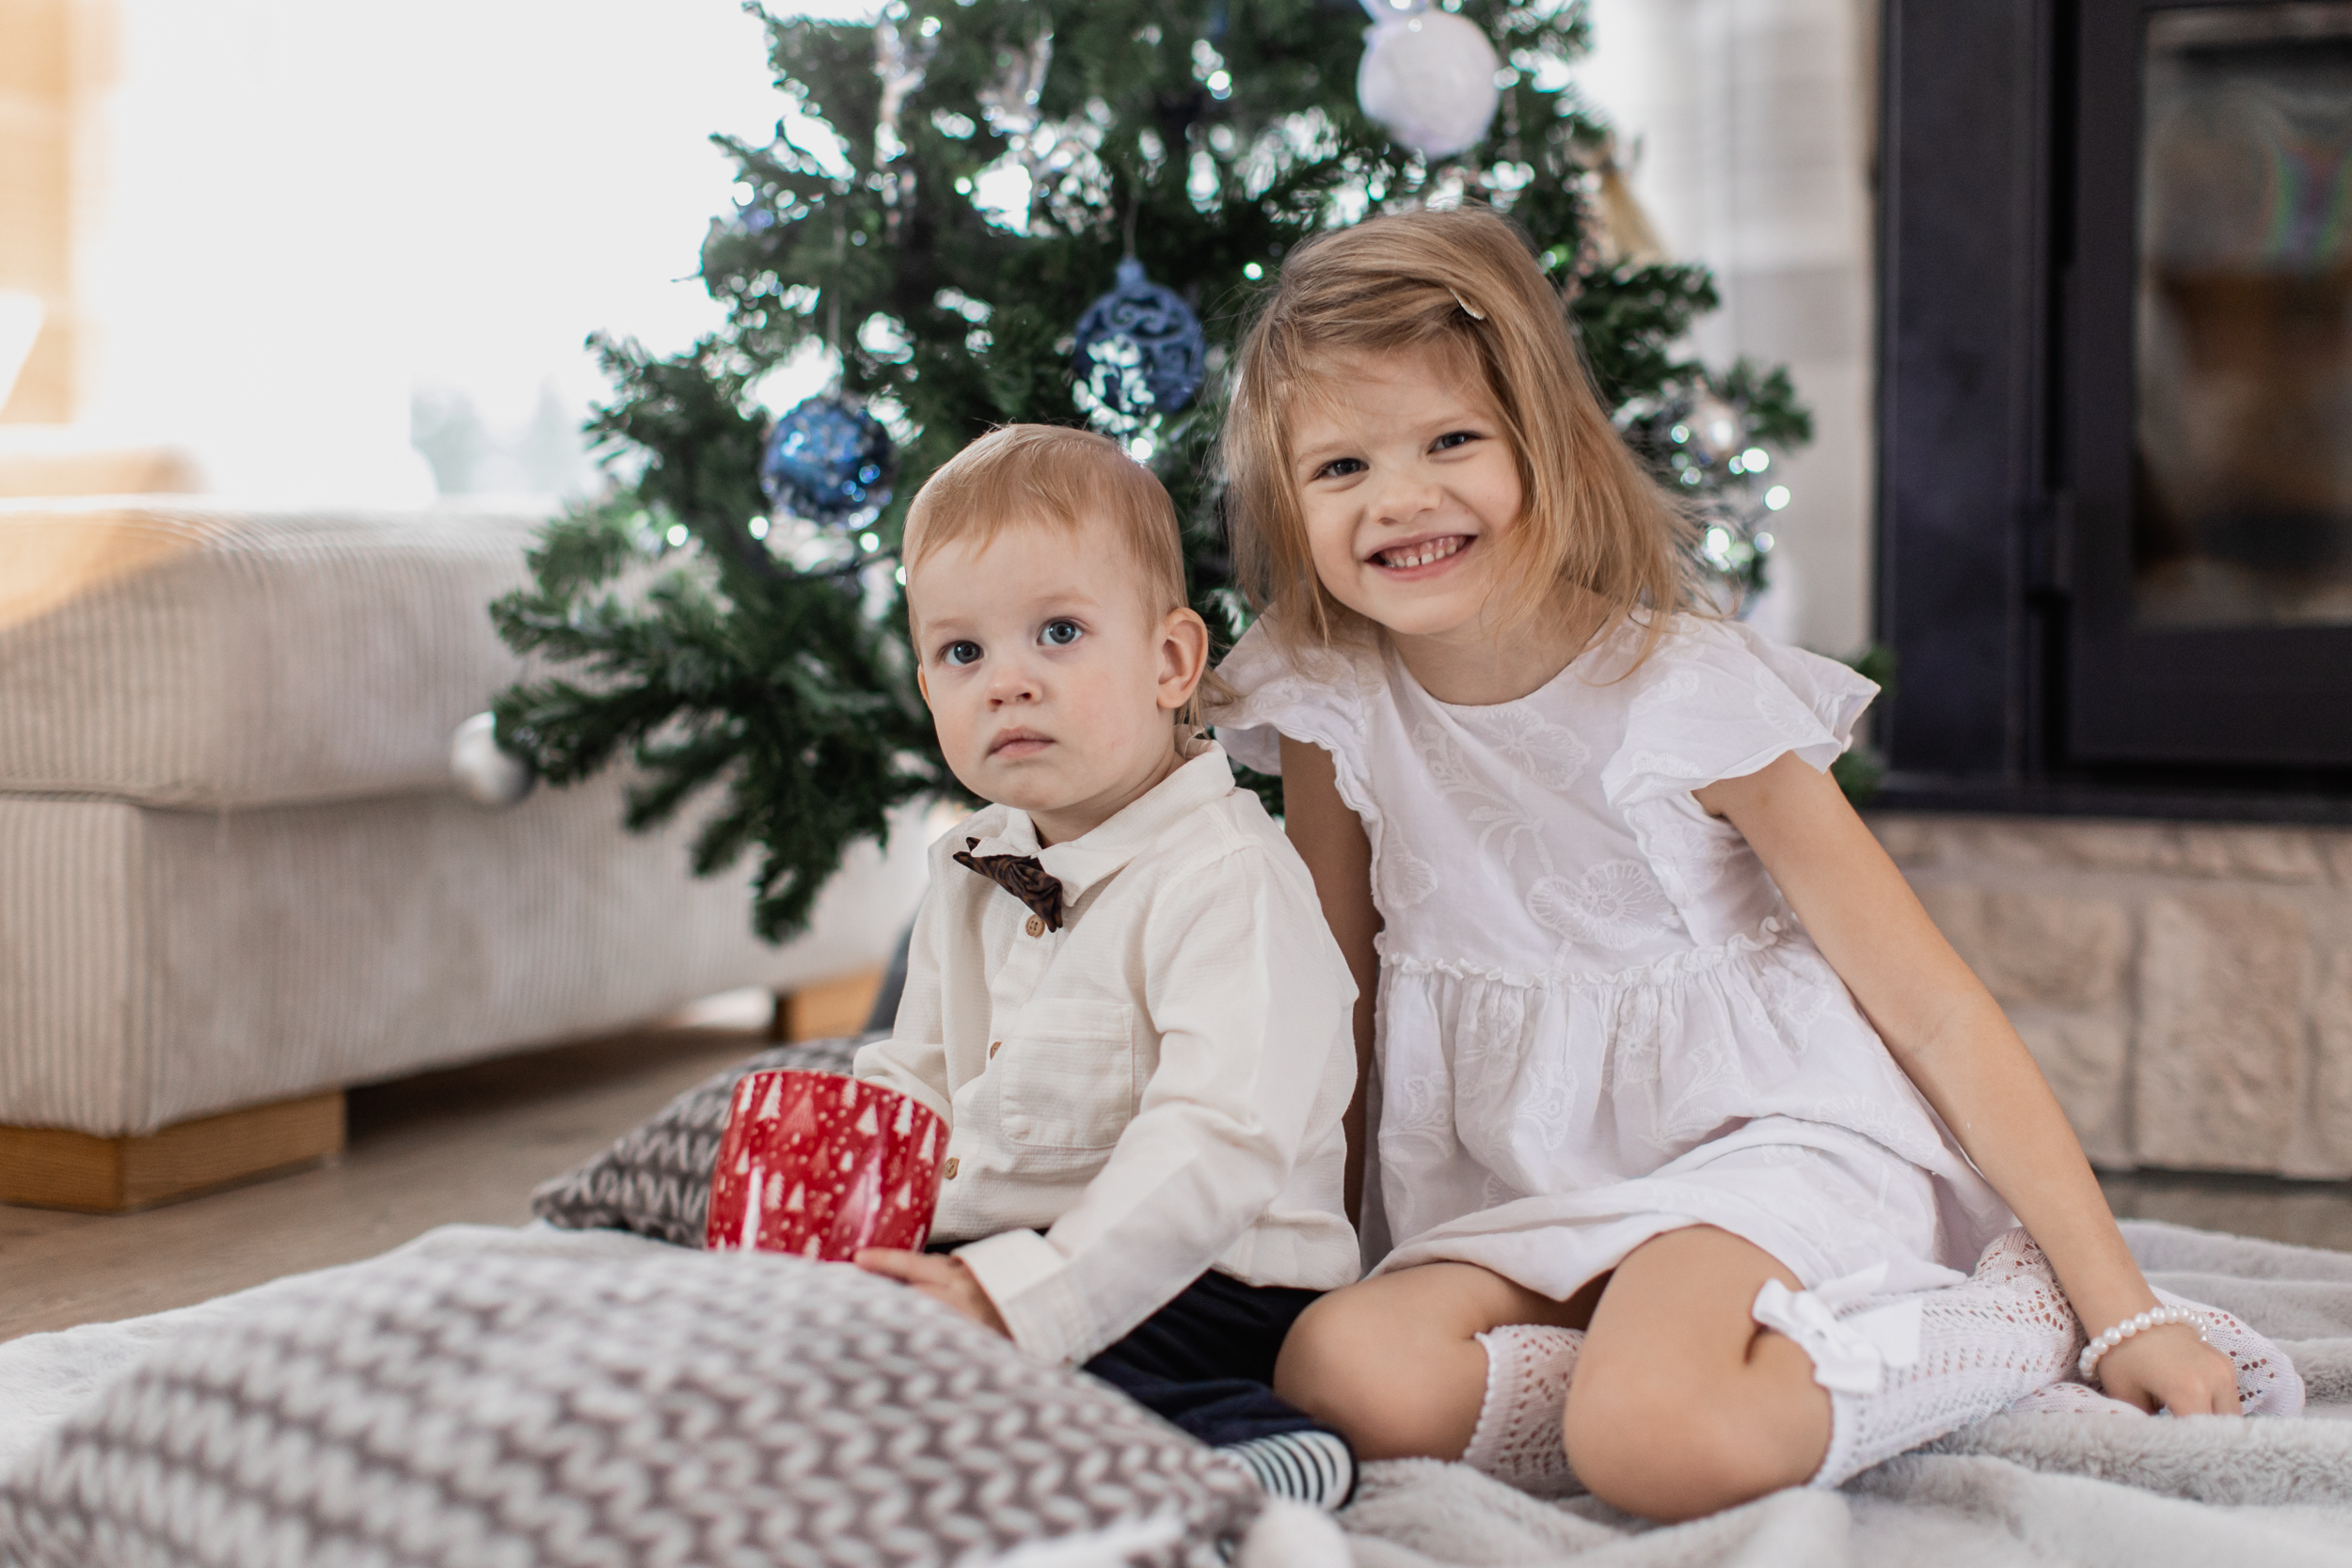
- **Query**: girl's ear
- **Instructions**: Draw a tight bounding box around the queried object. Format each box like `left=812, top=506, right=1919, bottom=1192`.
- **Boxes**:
left=1155, top=607, right=1211, bottom=711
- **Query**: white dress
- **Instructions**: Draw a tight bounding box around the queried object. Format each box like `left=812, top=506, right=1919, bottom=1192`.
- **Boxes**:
left=1214, top=612, right=2016, bottom=1302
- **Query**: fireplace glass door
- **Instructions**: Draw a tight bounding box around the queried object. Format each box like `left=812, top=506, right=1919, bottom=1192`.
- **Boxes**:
left=2137, top=5, right=2352, bottom=629
left=2069, top=0, right=2352, bottom=768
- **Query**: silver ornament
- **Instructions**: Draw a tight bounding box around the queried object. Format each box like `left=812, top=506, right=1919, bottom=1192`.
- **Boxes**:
left=450, top=712, right=535, bottom=808
left=1357, top=4, right=1501, bottom=161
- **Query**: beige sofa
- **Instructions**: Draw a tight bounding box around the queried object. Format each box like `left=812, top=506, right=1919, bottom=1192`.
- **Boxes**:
left=0, top=492, right=928, bottom=1207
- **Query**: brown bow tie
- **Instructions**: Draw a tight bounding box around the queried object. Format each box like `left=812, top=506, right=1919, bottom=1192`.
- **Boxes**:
left=953, top=838, right=1064, bottom=931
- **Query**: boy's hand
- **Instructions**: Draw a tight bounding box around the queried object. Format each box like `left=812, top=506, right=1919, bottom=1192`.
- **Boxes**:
left=2094, top=1325, right=2242, bottom=1416
left=854, top=1248, right=1010, bottom=1338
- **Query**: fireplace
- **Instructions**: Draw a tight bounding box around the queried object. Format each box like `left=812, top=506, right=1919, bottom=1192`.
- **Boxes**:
left=1879, top=0, right=2352, bottom=814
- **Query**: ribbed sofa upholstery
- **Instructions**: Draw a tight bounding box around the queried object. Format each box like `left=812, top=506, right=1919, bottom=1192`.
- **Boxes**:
left=0, top=499, right=927, bottom=1137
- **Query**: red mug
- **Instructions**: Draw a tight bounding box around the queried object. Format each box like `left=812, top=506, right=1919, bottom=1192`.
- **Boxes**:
left=705, top=1069, right=948, bottom=1259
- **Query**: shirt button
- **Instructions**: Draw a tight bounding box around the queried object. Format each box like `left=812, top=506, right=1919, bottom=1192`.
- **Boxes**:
left=988, top=1040, right=1001, bottom=1059
left=943, top=1156, right=960, bottom=1180
left=1025, top=914, right=1046, bottom=938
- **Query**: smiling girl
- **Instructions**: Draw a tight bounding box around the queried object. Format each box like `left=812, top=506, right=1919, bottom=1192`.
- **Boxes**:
left=1208, top=207, right=2299, bottom=1521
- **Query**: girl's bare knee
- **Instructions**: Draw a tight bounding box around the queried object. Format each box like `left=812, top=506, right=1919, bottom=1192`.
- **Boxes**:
left=1566, top=1375, right=1820, bottom=1523
left=1272, top=1292, right=1362, bottom=1412
left=1274, top=1287, right=1482, bottom=1460
left=1569, top=1409, right=1790, bottom=1521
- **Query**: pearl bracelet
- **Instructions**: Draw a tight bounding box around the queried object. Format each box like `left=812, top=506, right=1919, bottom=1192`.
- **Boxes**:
left=2078, top=1305, right=2208, bottom=1383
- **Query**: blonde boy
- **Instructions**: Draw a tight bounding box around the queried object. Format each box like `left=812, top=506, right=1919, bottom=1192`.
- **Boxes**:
left=850, top=424, right=1359, bottom=1504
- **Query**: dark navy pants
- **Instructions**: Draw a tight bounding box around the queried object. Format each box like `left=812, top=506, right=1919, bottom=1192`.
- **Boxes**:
left=930, top=1245, right=1333, bottom=1447
left=1081, top=1269, right=1335, bottom=1447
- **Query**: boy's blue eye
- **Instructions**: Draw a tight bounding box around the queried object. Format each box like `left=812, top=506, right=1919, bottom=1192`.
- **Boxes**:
left=1041, top=619, right=1082, bottom=647
left=942, top=640, right=982, bottom=666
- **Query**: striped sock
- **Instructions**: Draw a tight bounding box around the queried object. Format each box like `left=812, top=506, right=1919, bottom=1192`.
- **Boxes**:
left=1218, top=1430, right=1357, bottom=1511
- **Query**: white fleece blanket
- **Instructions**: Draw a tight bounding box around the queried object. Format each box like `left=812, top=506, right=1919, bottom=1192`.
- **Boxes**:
left=5, top=1220, right=2349, bottom=1567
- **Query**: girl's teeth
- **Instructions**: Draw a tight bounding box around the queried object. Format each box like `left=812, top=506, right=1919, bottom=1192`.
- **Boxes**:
left=1383, top=538, right=1461, bottom=568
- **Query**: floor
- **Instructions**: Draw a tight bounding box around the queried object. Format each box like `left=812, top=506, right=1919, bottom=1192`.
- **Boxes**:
left=0, top=992, right=774, bottom=1344
left=2100, top=1168, right=2352, bottom=1258
left=5, top=998, right=2352, bottom=1345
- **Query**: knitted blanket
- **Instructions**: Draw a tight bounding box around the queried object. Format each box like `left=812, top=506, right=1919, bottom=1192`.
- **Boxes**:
left=2, top=1220, right=2346, bottom=1566
left=1343, top=1220, right=2352, bottom=1567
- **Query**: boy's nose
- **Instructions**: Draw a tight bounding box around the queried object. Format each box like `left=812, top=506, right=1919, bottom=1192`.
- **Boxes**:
left=984, top=657, right=1042, bottom=705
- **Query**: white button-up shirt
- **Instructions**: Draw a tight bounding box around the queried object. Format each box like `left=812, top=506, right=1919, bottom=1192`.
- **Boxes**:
left=854, top=746, right=1360, bottom=1366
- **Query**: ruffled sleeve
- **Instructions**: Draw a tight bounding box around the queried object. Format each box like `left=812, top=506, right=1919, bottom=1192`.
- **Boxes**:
left=1206, top=620, right=1371, bottom=779
left=1599, top=618, right=1877, bottom=809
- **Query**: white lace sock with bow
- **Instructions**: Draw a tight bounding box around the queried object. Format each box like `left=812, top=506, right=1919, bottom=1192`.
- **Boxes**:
left=1756, top=1228, right=2086, bottom=1489
left=1458, top=1324, right=1586, bottom=1497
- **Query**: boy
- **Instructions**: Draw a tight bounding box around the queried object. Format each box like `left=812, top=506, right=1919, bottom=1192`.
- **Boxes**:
left=850, top=424, right=1361, bottom=1507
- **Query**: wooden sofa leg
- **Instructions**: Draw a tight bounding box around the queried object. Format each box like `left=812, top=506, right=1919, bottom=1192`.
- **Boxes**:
left=772, top=967, right=886, bottom=1045
left=0, top=1091, right=346, bottom=1213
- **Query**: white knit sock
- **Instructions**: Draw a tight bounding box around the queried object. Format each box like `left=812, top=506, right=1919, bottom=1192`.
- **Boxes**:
left=1459, top=1323, right=1586, bottom=1497
left=1790, top=1228, right=2086, bottom=1488
left=2004, top=1379, right=2149, bottom=1417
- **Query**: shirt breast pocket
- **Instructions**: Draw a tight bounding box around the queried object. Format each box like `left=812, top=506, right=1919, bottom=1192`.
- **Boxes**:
left=997, top=998, right=1137, bottom=1151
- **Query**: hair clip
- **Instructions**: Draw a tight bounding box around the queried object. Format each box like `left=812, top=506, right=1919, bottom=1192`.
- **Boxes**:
left=1449, top=288, right=1486, bottom=321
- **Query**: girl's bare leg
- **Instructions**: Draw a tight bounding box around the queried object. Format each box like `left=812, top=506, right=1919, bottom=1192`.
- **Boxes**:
left=1277, top=1227, right=1830, bottom=1522
left=1565, top=1225, right=1831, bottom=1522
left=1272, top=1261, right=1591, bottom=1461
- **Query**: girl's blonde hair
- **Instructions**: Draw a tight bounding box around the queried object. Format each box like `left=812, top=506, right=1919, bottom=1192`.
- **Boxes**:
left=1221, top=205, right=1699, bottom=657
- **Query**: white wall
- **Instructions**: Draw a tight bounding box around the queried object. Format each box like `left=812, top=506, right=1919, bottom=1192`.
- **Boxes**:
left=1576, top=0, right=1880, bottom=657
left=76, top=0, right=800, bottom=502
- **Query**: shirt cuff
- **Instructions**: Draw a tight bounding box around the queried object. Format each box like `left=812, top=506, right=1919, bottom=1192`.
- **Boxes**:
left=953, top=1228, right=1093, bottom=1366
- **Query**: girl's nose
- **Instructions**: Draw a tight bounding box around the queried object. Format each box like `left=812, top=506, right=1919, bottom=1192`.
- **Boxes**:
left=1368, top=466, right=1441, bottom=526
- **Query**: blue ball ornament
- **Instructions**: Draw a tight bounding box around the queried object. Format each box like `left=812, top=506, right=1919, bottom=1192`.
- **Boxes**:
left=1072, top=258, right=1207, bottom=418
left=759, top=396, right=895, bottom=526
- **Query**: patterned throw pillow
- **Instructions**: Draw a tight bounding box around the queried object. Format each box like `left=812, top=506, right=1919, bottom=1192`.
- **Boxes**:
left=0, top=1243, right=1261, bottom=1567
left=532, top=1034, right=871, bottom=1247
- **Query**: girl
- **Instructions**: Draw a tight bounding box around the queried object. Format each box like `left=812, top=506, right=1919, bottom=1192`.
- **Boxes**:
left=1210, top=207, right=2300, bottom=1524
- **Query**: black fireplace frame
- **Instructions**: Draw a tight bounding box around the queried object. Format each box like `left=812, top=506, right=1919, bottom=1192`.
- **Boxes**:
left=1876, top=0, right=2352, bottom=821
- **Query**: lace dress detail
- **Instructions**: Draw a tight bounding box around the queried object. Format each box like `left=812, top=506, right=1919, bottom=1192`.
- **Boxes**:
left=1214, top=614, right=2016, bottom=1299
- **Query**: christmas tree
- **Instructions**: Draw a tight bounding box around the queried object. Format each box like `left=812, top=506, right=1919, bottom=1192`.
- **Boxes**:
left=488, top=0, right=1811, bottom=942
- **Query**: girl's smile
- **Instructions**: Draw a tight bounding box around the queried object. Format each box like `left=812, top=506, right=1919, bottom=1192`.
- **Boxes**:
left=1290, top=342, right=1594, bottom=704
left=1368, top=531, right=1474, bottom=576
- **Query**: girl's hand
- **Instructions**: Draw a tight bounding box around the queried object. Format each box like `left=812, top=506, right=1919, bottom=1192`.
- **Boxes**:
left=854, top=1248, right=1011, bottom=1338
left=2091, top=1324, right=2242, bottom=1415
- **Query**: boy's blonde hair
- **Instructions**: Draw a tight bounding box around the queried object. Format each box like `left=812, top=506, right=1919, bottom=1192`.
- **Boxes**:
left=903, top=423, right=1214, bottom=725
left=1221, top=205, right=1698, bottom=657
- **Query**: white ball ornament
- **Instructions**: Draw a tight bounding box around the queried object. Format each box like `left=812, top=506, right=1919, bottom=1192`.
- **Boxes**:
left=1357, top=4, right=1502, bottom=161
left=450, top=711, right=535, bottom=808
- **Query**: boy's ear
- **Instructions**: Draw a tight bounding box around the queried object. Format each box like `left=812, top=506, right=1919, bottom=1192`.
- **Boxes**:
left=915, top=662, right=932, bottom=709
left=1156, top=607, right=1210, bottom=712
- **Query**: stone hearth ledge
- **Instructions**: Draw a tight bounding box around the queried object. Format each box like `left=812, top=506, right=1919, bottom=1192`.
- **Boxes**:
left=1868, top=814, right=2352, bottom=1180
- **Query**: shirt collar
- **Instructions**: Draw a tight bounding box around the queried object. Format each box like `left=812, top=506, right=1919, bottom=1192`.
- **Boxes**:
left=960, top=745, right=1236, bottom=906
